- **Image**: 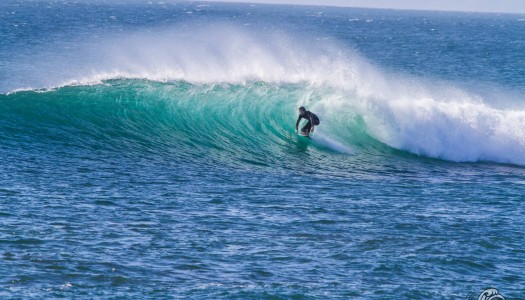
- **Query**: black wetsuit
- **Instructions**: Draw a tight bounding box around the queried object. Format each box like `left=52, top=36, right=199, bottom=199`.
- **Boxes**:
left=296, top=111, right=320, bottom=133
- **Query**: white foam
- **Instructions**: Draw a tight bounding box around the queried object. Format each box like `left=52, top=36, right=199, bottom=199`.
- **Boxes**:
left=313, top=69, right=525, bottom=165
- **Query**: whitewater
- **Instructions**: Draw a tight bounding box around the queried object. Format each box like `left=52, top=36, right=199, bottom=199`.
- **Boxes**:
left=1, top=1, right=524, bottom=299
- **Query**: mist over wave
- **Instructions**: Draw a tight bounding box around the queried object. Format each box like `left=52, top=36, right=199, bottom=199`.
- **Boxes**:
left=3, top=22, right=525, bottom=166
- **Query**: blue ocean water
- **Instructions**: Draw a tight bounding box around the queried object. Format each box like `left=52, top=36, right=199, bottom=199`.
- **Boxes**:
left=1, top=1, right=525, bottom=299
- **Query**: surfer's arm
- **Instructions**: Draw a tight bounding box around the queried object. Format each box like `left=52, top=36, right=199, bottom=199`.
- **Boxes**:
left=295, top=116, right=302, bottom=131
left=310, top=116, right=315, bottom=132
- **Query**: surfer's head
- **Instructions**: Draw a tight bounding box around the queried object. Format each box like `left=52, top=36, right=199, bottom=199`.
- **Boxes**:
left=298, top=106, right=306, bottom=114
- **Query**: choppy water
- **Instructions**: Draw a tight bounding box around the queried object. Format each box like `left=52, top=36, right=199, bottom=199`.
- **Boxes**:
left=1, top=1, right=524, bottom=299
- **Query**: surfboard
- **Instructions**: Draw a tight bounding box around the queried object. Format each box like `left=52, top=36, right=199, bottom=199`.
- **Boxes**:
left=298, top=131, right=311, bottom=137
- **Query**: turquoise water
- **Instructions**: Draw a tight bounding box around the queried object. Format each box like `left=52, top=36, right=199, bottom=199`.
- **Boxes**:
left=1, top=1, right=525, bottom=299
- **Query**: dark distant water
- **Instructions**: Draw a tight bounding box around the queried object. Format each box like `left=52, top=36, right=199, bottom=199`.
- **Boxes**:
left=1, top=1, right=524, bottom=299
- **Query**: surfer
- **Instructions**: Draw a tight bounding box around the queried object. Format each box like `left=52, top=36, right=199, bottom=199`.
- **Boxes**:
left=295, top=106, right=320, bottom=135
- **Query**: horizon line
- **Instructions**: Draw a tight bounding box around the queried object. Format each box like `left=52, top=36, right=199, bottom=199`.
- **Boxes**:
left=197, top=0, right=525, bottom=15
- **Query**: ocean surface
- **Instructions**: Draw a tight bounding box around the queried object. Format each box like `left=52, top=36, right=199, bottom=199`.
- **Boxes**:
left=1, top=1, right=525, bottom=299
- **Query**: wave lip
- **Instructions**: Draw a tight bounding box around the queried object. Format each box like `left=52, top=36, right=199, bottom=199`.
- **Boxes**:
left=1, top=22, right=370, bottom=93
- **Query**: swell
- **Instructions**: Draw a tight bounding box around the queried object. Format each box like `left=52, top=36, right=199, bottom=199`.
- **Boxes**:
left=0, top=80, right=365, bottom=175
left=2, top=78, right=525, bottom=169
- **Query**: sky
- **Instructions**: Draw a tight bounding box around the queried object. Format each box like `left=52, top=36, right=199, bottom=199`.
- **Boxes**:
left=200, top=0, right=525, bottom=14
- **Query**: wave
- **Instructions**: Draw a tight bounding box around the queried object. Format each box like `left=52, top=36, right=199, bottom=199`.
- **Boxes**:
left=2, top=24, right=525, bottom=166
left=0, top=81, right=360, bottom=173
